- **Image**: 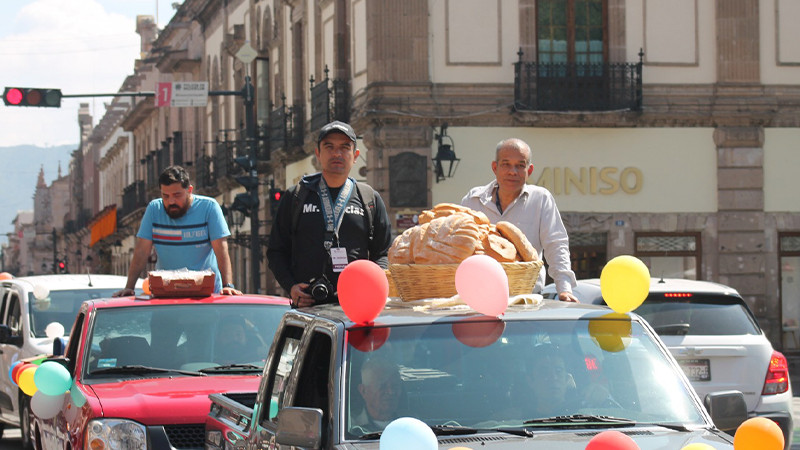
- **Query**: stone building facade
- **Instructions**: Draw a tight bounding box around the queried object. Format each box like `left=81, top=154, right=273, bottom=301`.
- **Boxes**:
left=34, top=0, right=800, bottom=350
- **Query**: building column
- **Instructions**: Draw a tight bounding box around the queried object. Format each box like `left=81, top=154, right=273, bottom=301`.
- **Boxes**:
left=714, top=127, right=773, bottom=334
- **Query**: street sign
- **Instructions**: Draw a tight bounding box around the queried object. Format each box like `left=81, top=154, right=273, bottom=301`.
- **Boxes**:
left=156, top=81, right=208, bottom=107
left=236, top=42, right=257, bottom=64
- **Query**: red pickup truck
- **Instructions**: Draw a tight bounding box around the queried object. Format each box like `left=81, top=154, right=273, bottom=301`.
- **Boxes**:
left=30, top=293, right=289, bottom=450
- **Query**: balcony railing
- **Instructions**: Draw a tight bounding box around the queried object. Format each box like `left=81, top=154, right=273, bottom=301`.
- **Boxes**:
left=514, top=49, right=643, bottom=112
left=120, top=180, right=146, bottom=219
left=310, top=67, right=351, bottom=131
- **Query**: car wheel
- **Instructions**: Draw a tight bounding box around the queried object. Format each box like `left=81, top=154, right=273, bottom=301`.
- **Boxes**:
left=19, top=394, right=33, bottom=450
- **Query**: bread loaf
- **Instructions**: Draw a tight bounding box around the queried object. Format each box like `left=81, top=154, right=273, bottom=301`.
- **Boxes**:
left=388, top=205, right=533, bottom=265
left=414, top=213, right=482, bottom=264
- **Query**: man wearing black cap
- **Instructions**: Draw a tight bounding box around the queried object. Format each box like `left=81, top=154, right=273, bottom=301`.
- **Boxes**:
left=267, top=121, right=392, bottom=307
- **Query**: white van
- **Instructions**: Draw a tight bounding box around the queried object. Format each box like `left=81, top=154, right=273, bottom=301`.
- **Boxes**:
left=0, top=274, right=136, bottom=448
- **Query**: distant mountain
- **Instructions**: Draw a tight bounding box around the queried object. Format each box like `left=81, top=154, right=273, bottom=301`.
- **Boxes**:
left=0, top=144, right=76, bottom=245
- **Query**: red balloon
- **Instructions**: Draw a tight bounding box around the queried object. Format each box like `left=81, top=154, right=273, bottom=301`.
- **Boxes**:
left=12, top=363, right=32, bottom=385
left=348, top=327, right=391, bottom=352
left=585, top=430, right=640, bottom=450
left=452, top=317, right=505, bottom=348
left=0, top=272, right=12, bottom=281
left=337, top=260, right=388, bottom=324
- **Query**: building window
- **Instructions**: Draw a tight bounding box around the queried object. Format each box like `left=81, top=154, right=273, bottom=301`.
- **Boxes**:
left=779, top=233, right=800, bottom=351
left=635, top=232, right=700, bottom=280
left=537, top=0, right=606, bottom=65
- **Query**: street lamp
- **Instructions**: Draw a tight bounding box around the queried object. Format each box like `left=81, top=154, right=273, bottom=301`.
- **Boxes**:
left=433, top=123, right=459, bottom=183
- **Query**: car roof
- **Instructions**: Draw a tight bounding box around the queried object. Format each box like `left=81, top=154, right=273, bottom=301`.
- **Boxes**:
left=2, top=274, right=132, bottom=291
left=291, top=299, right=635, bottom=329
left=84, top=293, right=291, bottom=310
left=545, top=277, right=743, bottom=304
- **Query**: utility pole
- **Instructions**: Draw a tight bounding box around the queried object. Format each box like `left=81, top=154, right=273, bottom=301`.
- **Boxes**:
left=242, top=76, right=261, bottom=293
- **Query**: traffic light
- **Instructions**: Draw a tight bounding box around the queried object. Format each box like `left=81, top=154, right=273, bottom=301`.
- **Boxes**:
left=57, top=260, right=67, bottom=273
left=3, top=87, right=62, bottom=107
left=231, top=191, right=259, bottom=216
left=269, top=188, right=283, bottom=217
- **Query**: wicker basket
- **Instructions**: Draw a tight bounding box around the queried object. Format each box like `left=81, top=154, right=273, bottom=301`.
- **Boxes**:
left=385, top=269, right=400, bottom=297
left=388, top=260, right=543, bottom=302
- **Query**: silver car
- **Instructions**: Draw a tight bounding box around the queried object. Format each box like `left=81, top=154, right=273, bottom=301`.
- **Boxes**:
left=543, top=277, right=794, bottom=448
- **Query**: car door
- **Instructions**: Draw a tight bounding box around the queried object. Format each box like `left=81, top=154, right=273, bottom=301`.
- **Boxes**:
left=0, top=286, right=22, bottom=425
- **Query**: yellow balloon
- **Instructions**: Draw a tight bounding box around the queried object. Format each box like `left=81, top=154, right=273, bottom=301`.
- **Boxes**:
left=600, top=255, right=650, bottom=314
left=734, top=417, right=784, bottom=450
left=18, top=366, right=38, bottom=397
left=588, top=313, right=632, bottom=352
left=142, top=278, right=151, bottom=296
left=681, top=444, right=716, bottom=450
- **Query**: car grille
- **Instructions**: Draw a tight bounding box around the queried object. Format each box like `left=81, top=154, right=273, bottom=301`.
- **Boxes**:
left=164, top=424, right=205, bottom=449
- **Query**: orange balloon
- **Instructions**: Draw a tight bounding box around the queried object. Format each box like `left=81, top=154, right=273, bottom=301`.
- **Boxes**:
left=0, top=272, right=12, bottom=280
left=734, top=417, right=784, bottom=450
left=142, top=278, right=151, bottom=296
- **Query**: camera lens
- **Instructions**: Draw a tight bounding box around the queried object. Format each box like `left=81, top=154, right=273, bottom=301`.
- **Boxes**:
left=310, top=282, right=329, bottom=302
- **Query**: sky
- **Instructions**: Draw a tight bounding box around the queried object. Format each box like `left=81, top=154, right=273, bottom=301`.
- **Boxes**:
left=0, top=0, right=180, bottom=148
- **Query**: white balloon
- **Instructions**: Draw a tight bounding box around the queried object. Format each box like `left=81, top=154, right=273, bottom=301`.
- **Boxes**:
left=31, top=392, right=64, bottom=420
left=379, top=417, right=437, bottom=450
left=45, top=322, right=66, bottom=339
left=33, top=284, right=50, bottom=300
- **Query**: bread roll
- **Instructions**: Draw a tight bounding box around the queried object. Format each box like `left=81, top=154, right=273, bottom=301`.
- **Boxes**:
left=481, top=233, right=518, bottom=262
left=496, top=221, right=538, bottom=262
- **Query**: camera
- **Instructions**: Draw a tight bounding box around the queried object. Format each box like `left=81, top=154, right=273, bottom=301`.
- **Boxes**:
left=306, top=276, right=334, bottom=302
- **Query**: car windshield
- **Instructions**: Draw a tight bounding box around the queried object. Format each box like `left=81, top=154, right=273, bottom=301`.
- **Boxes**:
left=636, top=297, right=760, bottom=336
left=28, top=289, right=119, bottom=338
left=83, top=303, right=287, bottom=378
left=343, top=315, right=706, bottom=438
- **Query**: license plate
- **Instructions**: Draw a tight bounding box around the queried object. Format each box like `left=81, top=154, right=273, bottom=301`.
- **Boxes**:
left=679, top=359, right=710, bottom=381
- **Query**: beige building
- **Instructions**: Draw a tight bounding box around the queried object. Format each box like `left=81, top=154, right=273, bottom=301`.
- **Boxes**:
left=38, top=0, right=800, bottom=350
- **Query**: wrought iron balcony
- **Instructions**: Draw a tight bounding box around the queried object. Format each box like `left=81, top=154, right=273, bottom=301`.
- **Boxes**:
left=120, top=180, right=146, bottom=219
left=514, top=50, right=643, bottom=112
left=310, top=67, right=351, bottom=131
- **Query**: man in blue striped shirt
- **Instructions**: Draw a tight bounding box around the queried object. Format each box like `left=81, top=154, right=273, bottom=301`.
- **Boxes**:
left=113, top=166, right=241, bottom=296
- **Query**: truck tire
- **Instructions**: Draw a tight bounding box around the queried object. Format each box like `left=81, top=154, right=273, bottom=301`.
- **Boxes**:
left=19, top=394, right=33, bottom=450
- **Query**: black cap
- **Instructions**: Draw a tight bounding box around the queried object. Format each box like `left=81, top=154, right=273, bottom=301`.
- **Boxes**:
left=318, top=121, right=357, bottom=145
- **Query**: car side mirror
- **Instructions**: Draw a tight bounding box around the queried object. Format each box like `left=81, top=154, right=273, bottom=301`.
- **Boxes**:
left=704, top=390, right=748, bottom=433
left=275, top=407, right=322, bottom=449
left=0, top=325, right=23, bottom=347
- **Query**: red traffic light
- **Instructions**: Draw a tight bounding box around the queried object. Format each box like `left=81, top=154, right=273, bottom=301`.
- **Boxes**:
left=272, top=191, right=281, bottom=201
left=58, top=261, right=65, bottom=270
left=3, top=87, right=62, bottom=107
left=4, top=88, right=23, bottom=105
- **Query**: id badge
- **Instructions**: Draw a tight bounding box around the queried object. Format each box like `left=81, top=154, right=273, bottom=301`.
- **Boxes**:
left=331, top=247, right=348, bottom=272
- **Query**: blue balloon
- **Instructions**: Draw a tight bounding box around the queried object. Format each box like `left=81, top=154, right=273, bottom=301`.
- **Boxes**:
left=379, top=417, right=437, bottom=450
left=69, top=381, right=86, bottom=407
left=33, top=362, right=71, bottom=396
left=8, top=361, right=20, bottom=381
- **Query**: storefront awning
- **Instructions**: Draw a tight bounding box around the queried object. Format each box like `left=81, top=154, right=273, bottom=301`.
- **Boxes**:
left=89, top=205, right=117, bottom=247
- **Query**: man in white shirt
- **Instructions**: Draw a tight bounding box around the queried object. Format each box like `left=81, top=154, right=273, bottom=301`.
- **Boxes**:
left=461, top=138, right=578, bottom=302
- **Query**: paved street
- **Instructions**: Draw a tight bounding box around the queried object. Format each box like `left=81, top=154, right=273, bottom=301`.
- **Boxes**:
left=0, top=428, right=20, bottom=450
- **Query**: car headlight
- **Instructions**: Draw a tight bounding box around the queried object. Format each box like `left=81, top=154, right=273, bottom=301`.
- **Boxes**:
left=86, top=418, right=146, bottom=450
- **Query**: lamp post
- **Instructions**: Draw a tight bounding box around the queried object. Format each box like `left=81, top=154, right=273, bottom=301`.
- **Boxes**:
left=433, top=124, right=460, bottom=183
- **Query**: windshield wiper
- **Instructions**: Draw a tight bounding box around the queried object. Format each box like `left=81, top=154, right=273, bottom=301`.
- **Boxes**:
left=357, top=425, right=532, bottom=441
left=91, top=365, right=206, bottom=376
left=524, top=414, right=635, bottom=427
left=647, top=422, right=692, bottom=432
left=430, top=425, right=533, bottom=437
left=199, top=363, right=262, bottom=373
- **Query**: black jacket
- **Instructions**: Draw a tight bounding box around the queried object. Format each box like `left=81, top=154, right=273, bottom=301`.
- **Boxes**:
left=267, top=173, right=392, bottom=304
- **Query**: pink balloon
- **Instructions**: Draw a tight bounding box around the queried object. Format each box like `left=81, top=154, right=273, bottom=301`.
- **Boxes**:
left=337, top=260, right=388, bottom=324
left=585, top=430, right=640, bottom=450
left=455, top=255, right=509, bottom=316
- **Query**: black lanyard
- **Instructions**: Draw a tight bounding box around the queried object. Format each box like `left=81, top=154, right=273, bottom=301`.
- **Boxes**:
left=318, top=177, right=354, bottom=249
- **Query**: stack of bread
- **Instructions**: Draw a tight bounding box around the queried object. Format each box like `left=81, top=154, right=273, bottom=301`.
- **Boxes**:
left=388, top=203, right=539, bottom=265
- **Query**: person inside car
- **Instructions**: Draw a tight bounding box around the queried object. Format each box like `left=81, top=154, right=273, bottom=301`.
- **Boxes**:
left=351, top=356, right=404, bottom=433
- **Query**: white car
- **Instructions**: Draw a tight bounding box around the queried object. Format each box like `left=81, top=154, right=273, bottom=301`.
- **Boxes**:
left=543, top=277, right=793, bottom=448
left=0, top=274, right=137, bottom=449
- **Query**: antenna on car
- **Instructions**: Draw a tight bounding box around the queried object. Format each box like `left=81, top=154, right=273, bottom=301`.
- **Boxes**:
left=86, top=269, right=93, bottom=287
